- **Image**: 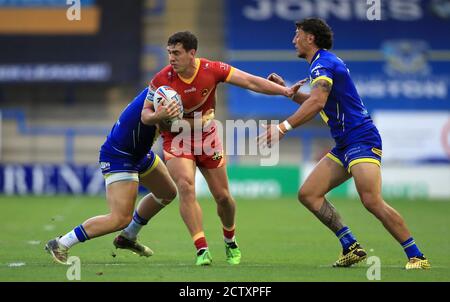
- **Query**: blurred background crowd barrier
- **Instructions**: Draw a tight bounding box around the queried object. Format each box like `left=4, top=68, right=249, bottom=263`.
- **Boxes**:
left=0, top=0, right=449, bottom=199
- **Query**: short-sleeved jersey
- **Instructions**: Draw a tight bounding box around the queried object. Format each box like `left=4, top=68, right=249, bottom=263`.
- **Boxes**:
left=309, top=49, right=377, bottom=147
left=146, top=58, right=233, bottom=122
left=100, top=88, right=158, bottom=159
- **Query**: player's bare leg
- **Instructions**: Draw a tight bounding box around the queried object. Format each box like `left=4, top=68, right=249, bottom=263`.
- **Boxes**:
left=298, top=156, right=367, bottom=267
left=46, top=180, right=138, bottom=264
left=83, top=181, right=138, bottom=236
left=351, top=162, right=430, bottom=269
left=166, top=157, right=211, bottom=265
left=115, top=159, right=178, bottom=256
left=200, top=165, right=241, bottom=265
left=136, top=160, right=177, bottom=218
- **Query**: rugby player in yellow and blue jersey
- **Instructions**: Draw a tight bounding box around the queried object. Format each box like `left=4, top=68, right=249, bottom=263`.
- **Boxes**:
left=260, top=18, right=430, bottom=269
left=45, top=88, right=180, bottom=264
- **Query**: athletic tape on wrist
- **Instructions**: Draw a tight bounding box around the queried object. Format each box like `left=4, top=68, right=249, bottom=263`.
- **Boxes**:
left=283, top=120, right=293, bottom=131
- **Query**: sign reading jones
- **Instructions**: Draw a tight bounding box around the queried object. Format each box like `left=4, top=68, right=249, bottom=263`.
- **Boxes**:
left=227, top=0, right=450, bottom=50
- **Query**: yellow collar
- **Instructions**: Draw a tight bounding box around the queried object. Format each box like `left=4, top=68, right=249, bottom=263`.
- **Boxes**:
left=177, top=58, right=200, bottom=84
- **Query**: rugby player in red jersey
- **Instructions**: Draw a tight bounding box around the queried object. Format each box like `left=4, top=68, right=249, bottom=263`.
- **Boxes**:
left=129, top=31, right=300, bottom=265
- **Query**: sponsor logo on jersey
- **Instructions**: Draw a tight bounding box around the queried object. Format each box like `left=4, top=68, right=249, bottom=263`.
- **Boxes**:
left=100, top=162, right=110, bottom=171
left=201, top=88, right=209, bottom=97
left=371, top=148, right=383, bottom=157
left=184, top=87, right=197, bottom=94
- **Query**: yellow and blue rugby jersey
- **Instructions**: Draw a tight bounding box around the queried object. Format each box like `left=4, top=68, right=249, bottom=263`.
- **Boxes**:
left=101, top=88, right=158, bottom=159
left=309, top=49, right=376, bottom=147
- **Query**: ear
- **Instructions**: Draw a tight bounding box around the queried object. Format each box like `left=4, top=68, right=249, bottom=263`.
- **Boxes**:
left=189, top=49, right=196, bottom=57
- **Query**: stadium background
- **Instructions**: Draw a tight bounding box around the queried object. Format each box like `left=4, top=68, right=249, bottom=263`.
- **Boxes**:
left=0, top=0, right=449, bottom=282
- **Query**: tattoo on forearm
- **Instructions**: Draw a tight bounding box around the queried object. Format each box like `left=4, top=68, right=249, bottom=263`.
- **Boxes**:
left=312, top=79, right=332, bottom=93
left=312, top=199, right=344, bottom=233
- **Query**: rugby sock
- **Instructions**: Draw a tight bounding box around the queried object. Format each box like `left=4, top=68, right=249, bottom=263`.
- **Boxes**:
left=401, top=237, right=423, bottom=259
left=60, top=224, right=89, bottom=249
left=193, top=232, right=208, bottom=254
left=335, top=226, right=357, bottom=251
left=223, top=225, right=236, bottom=243
left=122, top=210, right=149, bottom=240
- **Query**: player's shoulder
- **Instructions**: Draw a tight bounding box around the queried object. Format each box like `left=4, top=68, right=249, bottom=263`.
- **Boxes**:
left=199, top=58, right=231, bottom=71
left=151, top=64, right=176, bottom=85
left=311, top=49, right=340, bottom=70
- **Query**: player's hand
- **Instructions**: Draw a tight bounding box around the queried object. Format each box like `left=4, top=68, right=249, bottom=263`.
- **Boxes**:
left=267, top=73, right=286, bottom=86
left=154, top=100, right=181, bottom=122
left=257, top=123, right=285, bottom=149
left=285, top=78, right=308, bottom=98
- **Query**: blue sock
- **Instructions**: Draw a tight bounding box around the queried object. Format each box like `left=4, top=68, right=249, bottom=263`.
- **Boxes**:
left=335, top=226, right=357, bottom=251
left=122, top=210, right=149, bottom=240
left=401, top=237, right=423, bottom=259
left=133, top=210, right=149, bottom=226
left=73, top=224, right=90, bottom=242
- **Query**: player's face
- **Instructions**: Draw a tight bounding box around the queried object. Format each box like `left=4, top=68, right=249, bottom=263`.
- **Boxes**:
left=167, top=43, right=194, bottom=74
left=293, top=28, right=311, bottom=59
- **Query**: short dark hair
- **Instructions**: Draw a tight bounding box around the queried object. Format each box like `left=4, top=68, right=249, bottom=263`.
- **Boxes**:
left=167, top=31, right=198, bottom=51
left=295, top=18, right=333, bottom=50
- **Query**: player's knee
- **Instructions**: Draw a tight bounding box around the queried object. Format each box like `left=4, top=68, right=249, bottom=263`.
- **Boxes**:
left=298, top=186, right=313, bottom=205
left=360, top=192, right=382, bottom=212
left=298, top=187, right=322, bottom=211
left=214, top=192, right=234, bottom=206
left=159, top=184, right=177, bottom=203
left=176, top=178, right=195, bottom=201
left=166, top=188, right=178, bottom=202
left=111, top=213, right=133, bottom=230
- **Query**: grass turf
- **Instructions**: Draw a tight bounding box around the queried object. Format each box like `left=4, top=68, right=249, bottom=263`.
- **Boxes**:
left=0, top=195, right=448, bottom=282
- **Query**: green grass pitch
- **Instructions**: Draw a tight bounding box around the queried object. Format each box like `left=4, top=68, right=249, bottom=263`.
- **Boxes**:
left=0, top=195, right=449, bottom=282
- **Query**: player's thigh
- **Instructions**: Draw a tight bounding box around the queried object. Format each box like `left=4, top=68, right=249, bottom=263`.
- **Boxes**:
left=350, top=162, right=382, bottom=199
left=300, top=156, right=351, bottom=198
left=199, top=164, right=231, bottom=201
left=106, top=179, right=139, bottom=217
left=139, top=159, right=177, bottom=199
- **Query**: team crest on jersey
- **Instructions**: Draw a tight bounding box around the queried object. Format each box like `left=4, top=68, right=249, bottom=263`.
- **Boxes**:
left=212, top=151, right=223, bottom=161
left=201, top=88, right=209, bottom=97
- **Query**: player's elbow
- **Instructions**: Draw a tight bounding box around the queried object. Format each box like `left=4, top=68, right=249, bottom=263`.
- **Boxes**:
left=307, top=96, right=326, bottom=111
left=140, top=110, right=153, bottom=125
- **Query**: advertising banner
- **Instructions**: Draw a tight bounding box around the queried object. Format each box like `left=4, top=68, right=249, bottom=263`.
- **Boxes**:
left=0, top=0, right=142, bottom=83
left=374, top=111, right=450, bottom=162
left=0, top=164, right=301, bottom=198
left=226, top=0, right=450, bottom=117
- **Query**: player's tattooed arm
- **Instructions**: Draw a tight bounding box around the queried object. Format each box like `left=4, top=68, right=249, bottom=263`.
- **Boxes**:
left=281, top=78, right=331, bottom=129
left=311, top=79, right=332, bottom=93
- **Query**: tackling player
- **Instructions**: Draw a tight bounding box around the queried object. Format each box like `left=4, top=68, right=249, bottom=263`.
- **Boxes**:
left=132, top=31, right=300, bottom=266
left=45, top=88, right=180, bottom=264
left=259, top=18, right=430, bottom=269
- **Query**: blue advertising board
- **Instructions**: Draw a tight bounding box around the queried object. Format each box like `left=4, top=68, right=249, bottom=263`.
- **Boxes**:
left=226, top=0, right=450, bottom=116
left=0, top=164, right=104, bottom=195
left=226, top=0, right=450, bottom=50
